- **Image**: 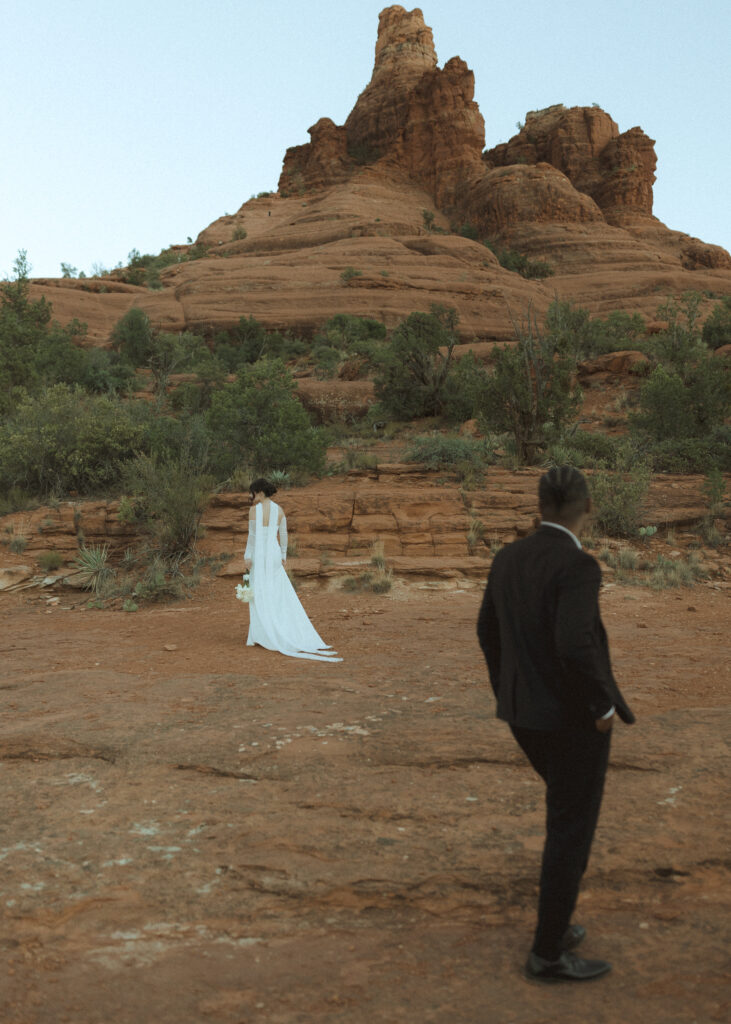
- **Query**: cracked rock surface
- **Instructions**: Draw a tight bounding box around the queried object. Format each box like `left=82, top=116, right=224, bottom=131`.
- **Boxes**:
left=0, top=577, right=728, bottom=1023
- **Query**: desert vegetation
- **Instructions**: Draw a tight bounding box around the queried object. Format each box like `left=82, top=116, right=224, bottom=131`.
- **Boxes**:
left=1, top=249, right=728, bottom=601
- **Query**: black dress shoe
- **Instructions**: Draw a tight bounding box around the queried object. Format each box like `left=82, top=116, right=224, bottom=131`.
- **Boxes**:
left=561, top=923, right=586, bottom=951
left=525, top=951, right=612, bottom=983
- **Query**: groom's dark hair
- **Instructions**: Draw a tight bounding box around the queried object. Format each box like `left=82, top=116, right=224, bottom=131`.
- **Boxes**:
left=539, top=465, right=589, bottom=520
left=249, top=477, right=277, bottom=498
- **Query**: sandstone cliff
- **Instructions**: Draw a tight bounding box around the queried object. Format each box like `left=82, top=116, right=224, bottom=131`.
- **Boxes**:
left=29, top=4, right=731, bottom=343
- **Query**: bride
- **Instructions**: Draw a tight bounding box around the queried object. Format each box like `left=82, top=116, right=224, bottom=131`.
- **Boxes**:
left=243, top=478, right=341, bottom=662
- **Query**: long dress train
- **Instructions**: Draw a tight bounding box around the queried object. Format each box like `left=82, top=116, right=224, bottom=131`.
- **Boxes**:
left=244, top=501, right=341, bottom=662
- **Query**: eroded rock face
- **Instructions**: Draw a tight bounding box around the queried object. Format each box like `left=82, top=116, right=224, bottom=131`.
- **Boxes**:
left=345, top=5, right=440, bottom=159
left=29, top=5, right=731, bottom=345
left=484, top=105, right=657, bottom=221
left=289, top=6, right=486, bottom=208
left=597, top=126, right=657, bottom=218
left=2, top=463, right=722, bottom=571
left=464, top=163, right=605, bottom=239
left=400, top=56, right=486, bottom=207
left=279, top=118, right=351, bottom=194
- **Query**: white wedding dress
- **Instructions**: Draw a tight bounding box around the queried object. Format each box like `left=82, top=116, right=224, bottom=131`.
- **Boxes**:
left=244, top=500, right=341, bottom=662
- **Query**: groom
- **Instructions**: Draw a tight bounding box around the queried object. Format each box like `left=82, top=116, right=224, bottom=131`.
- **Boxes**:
left=477, top=465, right=635, bottom=982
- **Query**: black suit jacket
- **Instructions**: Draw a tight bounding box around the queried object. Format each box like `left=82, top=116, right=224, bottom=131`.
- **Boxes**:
left=477, top=525, right=635, bottom=730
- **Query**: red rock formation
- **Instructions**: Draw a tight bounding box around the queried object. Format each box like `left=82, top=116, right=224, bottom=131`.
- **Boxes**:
left=1, top=467, right=722, bottom=570
left=483, top=105, right=657, bottom=222
left=464, top=163, right=605, bottom=240
left=279, top=118, right=351, bottom=194
left=286, top=6, right=485, bottom=207
left=399, top=56, right=485, bottom=207
left=596, top=126, right=657, bottom=218
left=345, top=5, right=440, bottom=159
left=28, top=5, right=731, bottom=344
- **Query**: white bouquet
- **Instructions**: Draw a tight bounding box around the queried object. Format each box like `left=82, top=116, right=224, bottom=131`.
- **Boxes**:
left=235, top=573, right=252, bottom=603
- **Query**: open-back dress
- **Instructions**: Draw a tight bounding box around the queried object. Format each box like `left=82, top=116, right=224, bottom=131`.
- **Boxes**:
left=244, top=500, right=341, bottom=662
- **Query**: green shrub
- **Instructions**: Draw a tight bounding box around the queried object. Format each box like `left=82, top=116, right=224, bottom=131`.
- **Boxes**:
left=340, top=267, right=363, bottom=284
left=312, top=344, right=340, bottom=379
left=120, top=245, right=208, bottom=289
left=702, top=296, right=731, bottom=350
left=584, top=311, right=647, bottom=357
left=702, top=467, right=727, bottom=518
left=630, top=357, right=730, bottom=442
left=485, top=241, right=554, bottom=279
left=110, top=308, right=154, bottom=366
left=38, top=550, right=63, bottom=571
left=480, top=306, right=582, bottom=464
left=342, top=542, right=392, bottom=593
left=122, top=451, right=214, bottom=557
left=458, top=223, right=479, bottom=241
left=212, top=317, right=307, bottom=371
left=590, top=454, right=651, bottom=538
left=232, top=227, right=248, bottom=241
left=0, top=385, right=148, bottom=498
left=147, top=331, right=210, bottom=408
left=328, top=446, right=379, bottom=474
left=0, top=251, right=105, bottom=413
left=314, top=314, right=387, bottom=353
left=132, top=554, right=186, bottom=602
left=604, top=547, right=639, bottom=572
left=341, top=569, right=392, bottom=594
left=541, top=301, right=591, bottom=361
left=0, top=486, right=34, bottom=517
left=649, top=292, right=707, bottom=375
left=404, top=434, right=493, bottom=478
left=442, top=352, right=491, bottom=424
left=545, top=430, right=619, bottom=469
left=643, top=430, right=731, bottom=473
left=207, top=359, right=326, bottom=478
left=375, top=306, right=460, bottom=419
left=73, top=347, right=136, bottom=395
left=649, top=553, right=707, bottom=589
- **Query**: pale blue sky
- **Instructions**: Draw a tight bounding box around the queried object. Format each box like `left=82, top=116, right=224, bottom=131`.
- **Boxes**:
left=2, top=0, right=729, bottom=280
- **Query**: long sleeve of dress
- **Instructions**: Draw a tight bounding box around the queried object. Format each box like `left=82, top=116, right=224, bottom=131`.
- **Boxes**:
left=244, top=517, right=255, bottom=560
left=279, top=515, right=288, bottom=562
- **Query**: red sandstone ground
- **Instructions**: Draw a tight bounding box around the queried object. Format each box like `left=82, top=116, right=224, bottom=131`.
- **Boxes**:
left=1, top=555, right=729, bottom=1023
left=3, top=7, right=730, bottom=1019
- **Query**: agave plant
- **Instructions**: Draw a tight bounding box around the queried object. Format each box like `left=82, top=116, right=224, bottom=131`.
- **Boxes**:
left=268, top=469, right=291, bottom=489
left=74, top=543, right=115, bottom=594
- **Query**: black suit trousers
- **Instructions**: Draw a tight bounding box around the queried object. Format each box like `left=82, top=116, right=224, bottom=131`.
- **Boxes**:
left=511, top=724, right=611, bottom=961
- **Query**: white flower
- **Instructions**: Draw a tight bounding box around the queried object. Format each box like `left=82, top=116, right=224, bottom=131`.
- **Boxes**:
left=235, top=579, right=252, bottom=603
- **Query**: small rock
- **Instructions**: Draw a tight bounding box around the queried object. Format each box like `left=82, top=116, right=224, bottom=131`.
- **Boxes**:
left=164, top=644, right=178, bottom=652
left=687, top=606, right=697, bottom=612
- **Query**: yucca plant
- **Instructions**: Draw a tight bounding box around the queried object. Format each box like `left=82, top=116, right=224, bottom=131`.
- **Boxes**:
left=74, top=543, right=114, bottom=594
left=467, top=517, right=486, bottom=554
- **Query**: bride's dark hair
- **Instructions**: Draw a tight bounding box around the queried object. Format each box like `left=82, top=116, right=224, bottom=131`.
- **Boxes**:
left=249, top=477, right=277, bottom=498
